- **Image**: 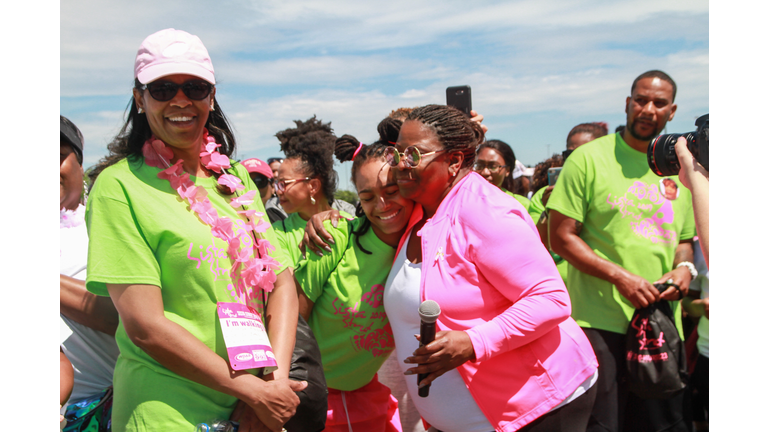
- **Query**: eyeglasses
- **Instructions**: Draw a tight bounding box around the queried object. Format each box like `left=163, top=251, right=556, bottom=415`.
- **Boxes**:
left=267, top=157, right=284, bottom=165
left=384, top=146, right=447, bottom=168
left=561, top=149, right=574, bottom=161
left=473, top=162, right=508, bottom=173
left=250, top=174, right=273, bottom=190
left=143, top=80, right=213, bottom=102
left=275, top=177, right=310, bottom=193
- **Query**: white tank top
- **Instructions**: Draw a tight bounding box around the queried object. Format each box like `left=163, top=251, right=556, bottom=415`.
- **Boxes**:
left=383, top=235, right=494, bottom=432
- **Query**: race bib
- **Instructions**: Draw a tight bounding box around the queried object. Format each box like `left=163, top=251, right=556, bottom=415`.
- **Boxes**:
left=217, top=302, right=278, bottom=374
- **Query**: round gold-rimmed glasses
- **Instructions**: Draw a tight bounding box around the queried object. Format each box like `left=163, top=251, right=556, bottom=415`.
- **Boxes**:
left=384, top=146, right=447, bottom=168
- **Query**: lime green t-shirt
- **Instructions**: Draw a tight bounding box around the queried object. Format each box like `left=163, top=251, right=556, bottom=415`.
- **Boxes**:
left=528, top=187, right=568, bottom=282
left=528, top=187, right=546, bottom=222
left=546, top=133, right=695, bottom=334
left=273, top=210, right=353, bottom=269
left=295, top=218, right=395, bottom=391
left=85, top=157, right=287, bottom=432
left=502, top=188, right=531, bottom=211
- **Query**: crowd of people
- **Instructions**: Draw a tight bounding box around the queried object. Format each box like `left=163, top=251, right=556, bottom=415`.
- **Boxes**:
left=60, top=28, right=709, bottom=432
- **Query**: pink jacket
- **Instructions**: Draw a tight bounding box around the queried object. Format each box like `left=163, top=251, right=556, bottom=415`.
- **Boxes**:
left=396, top=172, right=598, bottom=432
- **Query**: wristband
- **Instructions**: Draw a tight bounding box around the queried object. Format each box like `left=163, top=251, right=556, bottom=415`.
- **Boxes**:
left=676, top=261, right=698, bottom=281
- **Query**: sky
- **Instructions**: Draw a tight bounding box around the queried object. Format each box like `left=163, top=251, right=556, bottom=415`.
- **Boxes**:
left=20, top=2, right=768, bottom=427
left=60, top=0, right=709, bottom=192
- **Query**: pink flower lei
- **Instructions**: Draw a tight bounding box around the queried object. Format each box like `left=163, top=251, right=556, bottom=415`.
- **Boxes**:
left=142, top=130, right=280, bottom=306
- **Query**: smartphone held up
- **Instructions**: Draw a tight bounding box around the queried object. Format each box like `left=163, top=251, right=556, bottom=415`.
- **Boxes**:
left=446, top=85, right=472, bottom=117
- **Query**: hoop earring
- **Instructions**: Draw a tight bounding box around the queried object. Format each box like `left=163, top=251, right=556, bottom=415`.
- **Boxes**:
left=310, top=195, right=316, bottom=205
left=82, top=179, right=89, bottom=204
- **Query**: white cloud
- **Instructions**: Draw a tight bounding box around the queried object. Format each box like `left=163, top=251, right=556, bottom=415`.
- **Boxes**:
left=63, top=0, right=708, bottom=177
left=399, top=89, right=428, bottom=99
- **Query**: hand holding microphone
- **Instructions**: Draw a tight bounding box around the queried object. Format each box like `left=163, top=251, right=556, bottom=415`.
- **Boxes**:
left=417, top=300, right=441, bottom=397
left=405, top=300, right=477, bottom=397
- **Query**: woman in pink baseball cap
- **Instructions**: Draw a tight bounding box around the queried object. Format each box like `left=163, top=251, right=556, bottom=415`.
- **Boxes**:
left=86, top=29, right=304, bottom=432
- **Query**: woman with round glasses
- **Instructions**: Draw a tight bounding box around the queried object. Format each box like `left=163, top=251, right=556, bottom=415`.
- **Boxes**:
left=386, top=105, right=598, bottom=432
left=85, top=29, right=303, bottom=432
left=471, top=139, right=530, bottom=210
left=272, top=116, right=354, bottom=270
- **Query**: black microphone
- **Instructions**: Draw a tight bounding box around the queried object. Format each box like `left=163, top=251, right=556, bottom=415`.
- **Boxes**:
left=417, top=300, right=441, bottom=397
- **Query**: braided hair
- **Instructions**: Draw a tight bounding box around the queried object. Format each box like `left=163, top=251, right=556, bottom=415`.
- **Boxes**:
left=405, top=105, right=484, bottom=168
left=333, top=116, right=401, bottom=254
left=276, top=115, right=338, bottom=205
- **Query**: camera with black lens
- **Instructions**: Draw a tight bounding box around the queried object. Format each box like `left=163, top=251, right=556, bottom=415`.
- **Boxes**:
left=647, top=114, right=708, bottom=177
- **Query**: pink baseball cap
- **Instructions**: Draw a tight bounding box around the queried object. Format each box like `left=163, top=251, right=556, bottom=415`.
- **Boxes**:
left=242, top=158, right=273, bottom=179
left=134, top=28, right=215, bottom=85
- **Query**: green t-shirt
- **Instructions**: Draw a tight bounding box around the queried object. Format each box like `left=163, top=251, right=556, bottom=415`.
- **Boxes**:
left=273, top=210, right=353, bottom=269
left=502, top=188, right=531, bottom=211
left=528, top=187, right=546, bottom=222
left=546, top=133, right=695, bottom=334
left=85, top=157, right=286, bottom=432
left=295, top=218, right=395, bottom=391
left=528, top=187, right=568, bottom=282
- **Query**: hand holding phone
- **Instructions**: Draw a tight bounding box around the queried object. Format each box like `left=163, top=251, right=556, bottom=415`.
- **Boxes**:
left=548, top=167, right=563, bottom=186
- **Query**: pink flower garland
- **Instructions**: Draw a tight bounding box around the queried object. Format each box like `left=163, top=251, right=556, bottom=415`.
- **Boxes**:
left=60, top=204, right=85, bottom=229
left=142, top=130, right=280, bottom=306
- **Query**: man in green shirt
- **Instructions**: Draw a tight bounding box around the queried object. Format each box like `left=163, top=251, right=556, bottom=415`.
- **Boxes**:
left=547, top=70, right=696, bottom=432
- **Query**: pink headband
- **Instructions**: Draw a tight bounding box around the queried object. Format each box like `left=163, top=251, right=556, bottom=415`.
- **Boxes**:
left=351, top=142, right=364, bottom=160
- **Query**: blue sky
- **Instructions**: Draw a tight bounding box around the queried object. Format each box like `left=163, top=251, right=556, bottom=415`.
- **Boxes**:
left=61, top=0, right=708, bottom=192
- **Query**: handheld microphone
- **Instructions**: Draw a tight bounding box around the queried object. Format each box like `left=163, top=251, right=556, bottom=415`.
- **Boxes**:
left=417, top=300, right=441, bottom=397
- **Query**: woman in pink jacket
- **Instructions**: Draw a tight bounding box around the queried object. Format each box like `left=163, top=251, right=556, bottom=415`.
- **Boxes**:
left=384, top=104, right=598, bottom=432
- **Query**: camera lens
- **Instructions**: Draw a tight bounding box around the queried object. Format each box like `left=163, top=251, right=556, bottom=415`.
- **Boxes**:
left=647, top=114, right=708, bottom=176
left=647, top=132, right=697, bottom=177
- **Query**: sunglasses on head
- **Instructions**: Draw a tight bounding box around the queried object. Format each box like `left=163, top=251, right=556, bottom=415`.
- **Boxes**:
left=144, top=80, right=213, bottom=102
left=384, top=146, right=446, bottom=168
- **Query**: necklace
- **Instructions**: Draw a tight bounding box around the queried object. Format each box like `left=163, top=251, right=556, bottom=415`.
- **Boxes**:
left=142, top=130, right=279, bottom=307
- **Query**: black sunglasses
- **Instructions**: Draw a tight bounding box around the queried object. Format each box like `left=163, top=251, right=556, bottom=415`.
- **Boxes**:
left=144, top=80, right=213, bottom=102
left=250, top=173, right=273, bottom=189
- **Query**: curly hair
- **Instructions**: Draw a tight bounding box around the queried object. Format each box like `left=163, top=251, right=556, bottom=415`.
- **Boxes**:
left=388, top=107, right=415, bottom=121
left=405, top=105, right=484, bottom=168
left=333, top=115, right=400, bottom=254
left=88, top=79, right=237, bottom=194
left=531, top=154, right=565, bottom=194
left=276, top=115, right=338, bottom=205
